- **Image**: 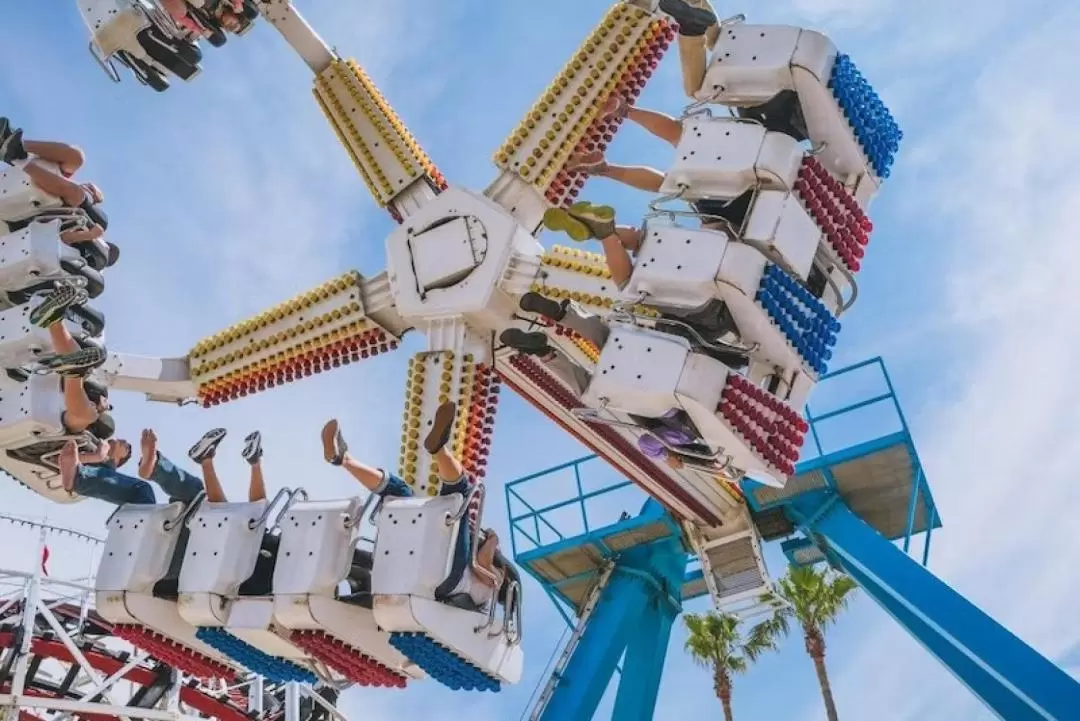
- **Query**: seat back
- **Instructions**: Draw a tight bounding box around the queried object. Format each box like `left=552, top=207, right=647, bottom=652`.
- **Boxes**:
left=0, top=372, right=66, bottom=451
left=0, top=167, right=63, bottom=226
left=273, top=498, right=362, bottom=597
left=660, top=116, right=802, bottom=197
left=96, top=503, right=188, bottom=594
left=79, top=0, right=151, bottom=57
left=621, top=222, right=729, bottom=310
left=0, top=221, right=66, bottom=291
left=179, top=500, right=267, bottom=597
left=697, top=25, right=827, bottom=103
left=371, top=495, right=462, bottom=599
left=582, top=323, right=690, bottom=417
left=742, top=189, right=819, bottom=281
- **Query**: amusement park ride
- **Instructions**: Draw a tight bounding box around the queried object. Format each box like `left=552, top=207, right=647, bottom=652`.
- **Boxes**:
left=0, top=0, right=1076, bottom=719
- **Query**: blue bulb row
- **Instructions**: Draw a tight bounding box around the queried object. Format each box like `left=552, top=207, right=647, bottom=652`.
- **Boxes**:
left=195, top=627, right=316, bottom=685
left=756, top=264, right=840, bottom=375
left=390, top=632, right=500, bottom=693
left=828, top=53, right=902, bottom=179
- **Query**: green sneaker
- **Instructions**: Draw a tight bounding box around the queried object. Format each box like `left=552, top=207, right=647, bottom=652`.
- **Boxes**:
left=543, top=207, right=592, bottom=242
left=36, top=345, right=107, bottom=376
left=568, top=201, right=617, bottom=239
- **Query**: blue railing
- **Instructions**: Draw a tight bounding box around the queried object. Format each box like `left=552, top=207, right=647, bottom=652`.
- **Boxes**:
left=505, top=454, right=643, bottom=559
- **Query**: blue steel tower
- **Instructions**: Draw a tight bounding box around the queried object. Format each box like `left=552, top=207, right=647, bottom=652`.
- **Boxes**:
left=506, top=358, right=1080, bottom=720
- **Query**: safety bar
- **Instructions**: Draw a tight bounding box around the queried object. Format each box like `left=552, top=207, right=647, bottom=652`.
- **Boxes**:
left=606, top=306, right=758, bottom=359
left=85, top=41, right=122, bottom=84
left=495, top=579, right=524, bottom=646
left=256, top=487, right=310, bottom=530
left=165, top=491, right=207, bottom=531
left=444, top=483, right=481, bottom=527
left=341, top=497, right=366, bottom=530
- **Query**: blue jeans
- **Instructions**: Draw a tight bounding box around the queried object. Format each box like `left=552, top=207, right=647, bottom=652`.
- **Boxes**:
left=74, top=453, right=203, bottom=507
left=376, top=471, right=473, bottom=603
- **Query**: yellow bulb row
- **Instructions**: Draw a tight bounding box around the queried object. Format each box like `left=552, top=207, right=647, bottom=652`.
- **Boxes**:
left=190, top=306, right=366, bottom=377
left=316, top=68, right=402, bottom=202
left=190, top=272, right=364, bottom=359
left=533, top=26, right=659, bottom=191
left=528, top=282, right=659, bottom=318
left=195, top=319, right=372, bottom=391
left=314, top=89, right=383, bottom=206
left=570, top=333, right=601, bottom=364
left=542, top=245, right=612, bottom=278
left=492, top=4, right=658, bottom=189
left=333, top=60, right=420, bottom=179
left=344, top=59, right=443, bottom=185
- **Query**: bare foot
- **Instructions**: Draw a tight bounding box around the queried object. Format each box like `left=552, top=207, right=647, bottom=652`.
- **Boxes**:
left=59, top=440, right=79, bottom=494
left=138, top=428, right=158, bottom=479
left=601, top=93, right=629, bottom=119
left=565, top=150, right=607, bottom=174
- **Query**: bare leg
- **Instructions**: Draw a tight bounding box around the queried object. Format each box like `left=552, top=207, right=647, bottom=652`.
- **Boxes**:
left=600, top=234, right=635, bottom=287
left=433, top=447, right=465, bottom=483
left=59, top=440, right=79, bottom=494
left=22, top=162, right=87, bottom=207
left=615, top=226, right=643, bottom=252
left=321, top=420, right=387, bottom=491
left=48, top=321, right=78, bottom=354
left=248, top=460, right=266, bottom=502
left=22, top=141, right=84, bottom=175
left=475, top=533, right=503, bottom=589
left=625, top=107, right=684, bottom=147
left=200, top=458, right=227, bottom=503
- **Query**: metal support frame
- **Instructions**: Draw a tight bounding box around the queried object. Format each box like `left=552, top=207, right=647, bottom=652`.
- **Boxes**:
left=787, top=494, right=1080, bottom=721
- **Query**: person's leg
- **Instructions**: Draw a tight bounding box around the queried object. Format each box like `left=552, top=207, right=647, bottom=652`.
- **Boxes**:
left=543, top=202, right=636, bottom=286
left=60, top=226, right=105, bottom=245
left=565, top=153, right=666, bottom=194
left=321, top=420, right=414, bottom=498
left=658, top=0, right=718, bottom=97
left=242, top=431, right=266, bottom=502
left=21, top=140, right=85, bottom=176
left=517, top=293, right=611, bottom=348
left=140, top=429, right=206, bottom=503
left=60, top=441, right=156, bottom=505
left=188, top=428, right=228, bottom=502
left=21, top=162, right=90, bottom=208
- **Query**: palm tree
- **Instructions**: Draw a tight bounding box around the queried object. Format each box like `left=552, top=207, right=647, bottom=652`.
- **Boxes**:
left=752, top=565, right=858, bottom=721
left=683, top=611, right=772, bottom=721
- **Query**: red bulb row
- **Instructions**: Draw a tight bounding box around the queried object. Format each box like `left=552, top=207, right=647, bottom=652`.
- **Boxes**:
left=545, top=21, right=675, bottom=207
left=460, top=365, right=500, bottom=480
left=553, top=323, right=601, bottom=354
left=795, top=156, right=873, bottom=273
left=114, top=624, right=237, bottom=682
left=716, top=374, right=807, bottom=477
left=290, top=630, right=407, bottom=689
left=199, top=331, right=396, bottom=407
left=507, top=352, right=716, bottom=524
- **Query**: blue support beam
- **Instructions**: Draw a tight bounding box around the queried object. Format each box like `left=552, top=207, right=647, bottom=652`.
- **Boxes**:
left=788, top=493, right=1080, bottom=721
left=540, top=538, right=686, bottom=721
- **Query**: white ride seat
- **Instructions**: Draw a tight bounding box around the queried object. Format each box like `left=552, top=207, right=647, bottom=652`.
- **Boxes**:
left=273, top=498, right=422, bottom=687
left=178, top=493, right=318, bottom=683
left=581, top=322, right=804, bottom=486
left=372, top=494, right=523, bottom=691
left=0, top=167, right=65, bottom=226
left=0, top=299, right=102, bottom=371
left=0, top=220, right=106, bottom=298
left=96, top=500, right=241, bottom=679
left=619, top=222, right=835, bottom=380
left=79, top=0, right=203, bottom=92
left=659, top=115, right=803, bottom=199
left=696, top=23, right=900, bottom=192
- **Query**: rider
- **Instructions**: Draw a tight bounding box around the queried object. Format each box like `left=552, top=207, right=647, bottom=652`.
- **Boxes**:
left=0, top=120, right=119, bottom=267
left=322, top=401, right=514, bottom=612
left=57, top=427, right=234, bottom=507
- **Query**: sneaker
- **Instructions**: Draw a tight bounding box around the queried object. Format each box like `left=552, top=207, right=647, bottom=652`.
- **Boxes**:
left=499, top=328, right=555, bottom=356
left=321, top=419, right=347, bottom=466
left=37, top=345, right=107, bottom=376
left=189, top=428, right=227, bottom=464
left=658, top=0, right=717, bottom=37
left=519, top=292, right=568, bottom=322
left=29, top=282, right=88, bottom=329
left=544, top=202, right=617, bottom=242
left=242, top=431, right=262, bottom=465
left=424, top=401, right=457, bottom=455
left=0, top=128, right=27, bottom=165
left=567, top=201, right=617, bottom=239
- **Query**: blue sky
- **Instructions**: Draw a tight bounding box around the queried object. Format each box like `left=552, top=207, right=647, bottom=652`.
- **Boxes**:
left=2, top=0, right=1079, bottom=719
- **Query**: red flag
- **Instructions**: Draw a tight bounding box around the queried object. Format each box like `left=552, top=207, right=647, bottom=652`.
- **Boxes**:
left=40, top=546, right=49, bottom=576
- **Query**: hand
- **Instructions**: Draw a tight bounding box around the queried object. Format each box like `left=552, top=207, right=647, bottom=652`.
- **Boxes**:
left=664, top=453, right=685, bottom=470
